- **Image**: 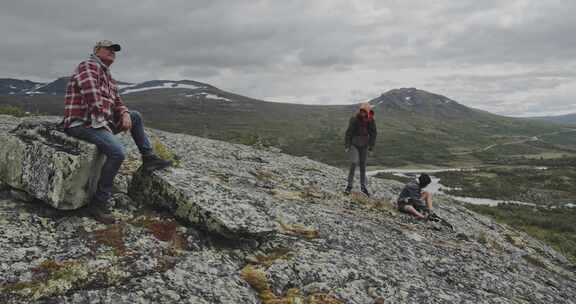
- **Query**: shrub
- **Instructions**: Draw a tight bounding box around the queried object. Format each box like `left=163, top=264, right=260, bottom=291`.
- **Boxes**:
left=0, top=105, right=30, bottom=117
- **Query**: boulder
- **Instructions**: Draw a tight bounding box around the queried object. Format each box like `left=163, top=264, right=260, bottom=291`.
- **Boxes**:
left=129, top=167, right=277, bottom=239
left=0, top=119, right=105, bottom=209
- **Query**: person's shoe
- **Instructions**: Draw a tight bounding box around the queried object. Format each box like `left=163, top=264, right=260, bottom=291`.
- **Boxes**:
left=87, top=197, right=116, bottom=225
left=142, top=154, right=172, bottom=172
left=361, top=187, right=370, bottom=197
left=343, top=186, right=352, bottom=195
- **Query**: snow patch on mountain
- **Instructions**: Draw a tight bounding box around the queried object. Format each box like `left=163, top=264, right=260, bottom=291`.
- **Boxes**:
left=184, top=92, right=232, bottom=102
left=121, top=82, right=205, bottom=95
left=25, top=83, right=51, bottom=95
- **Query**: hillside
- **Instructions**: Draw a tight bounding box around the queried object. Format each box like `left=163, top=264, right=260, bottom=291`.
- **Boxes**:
left=531, top=113, right=576, bottom=125
left=1, top=79, right=575, bottom=167
left=0, top=115, right=575, bottom=303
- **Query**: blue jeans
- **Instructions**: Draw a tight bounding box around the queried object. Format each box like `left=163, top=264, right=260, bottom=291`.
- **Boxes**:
left=65, top=111, right=153, bottom=202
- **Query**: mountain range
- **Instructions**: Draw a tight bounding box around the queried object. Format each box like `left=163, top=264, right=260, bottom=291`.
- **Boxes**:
left=532, top=113, right=576, bottom=125
left=1, top=77, right=575, bottom=167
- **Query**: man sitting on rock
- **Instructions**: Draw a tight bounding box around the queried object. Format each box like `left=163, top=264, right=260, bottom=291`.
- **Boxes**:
left=63, top=40, right=171, bottom=218
left=396, top=174, right=433, bottom=220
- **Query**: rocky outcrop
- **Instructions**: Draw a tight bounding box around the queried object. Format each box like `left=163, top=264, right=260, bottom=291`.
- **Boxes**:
left=0, top=115, right=575, bottom=304
left=129, top=167, right=277, bottom=239
left=0, top=116, right=104, bottom=210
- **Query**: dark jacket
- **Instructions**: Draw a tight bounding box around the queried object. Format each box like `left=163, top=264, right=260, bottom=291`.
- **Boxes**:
left=345, top=111, right=377, bottom=149
left=397, top=180, right=422, bottom=202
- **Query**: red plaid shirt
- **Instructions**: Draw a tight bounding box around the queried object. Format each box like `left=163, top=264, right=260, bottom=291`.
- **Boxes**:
left=63, top=55, right=128, bottom=130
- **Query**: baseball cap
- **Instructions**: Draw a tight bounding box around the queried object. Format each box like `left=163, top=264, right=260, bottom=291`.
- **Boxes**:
left=94, top=40, right=121, bottom=52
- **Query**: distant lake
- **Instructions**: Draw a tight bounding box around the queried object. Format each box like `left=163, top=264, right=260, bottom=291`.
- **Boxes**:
left=368, top=168, right=573, bottom=208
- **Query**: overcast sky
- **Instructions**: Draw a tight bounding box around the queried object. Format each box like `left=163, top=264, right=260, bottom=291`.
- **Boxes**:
left=1, top=0, right=575, bottom=116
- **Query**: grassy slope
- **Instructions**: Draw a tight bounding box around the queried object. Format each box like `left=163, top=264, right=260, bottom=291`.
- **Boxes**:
left=467, top=203, right=576, bottom=264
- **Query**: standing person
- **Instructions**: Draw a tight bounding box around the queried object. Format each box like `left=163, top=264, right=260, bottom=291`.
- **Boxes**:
left=397, top=174, right=433, bottom=220
left=63, top=40, right=171, bottom=220
left=344, top=102, right=377, bottom=196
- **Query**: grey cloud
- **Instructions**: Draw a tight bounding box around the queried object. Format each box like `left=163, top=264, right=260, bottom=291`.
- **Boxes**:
left=1, top=0, right=576, bottom=115
left=434, top=72, right=574, bottom=95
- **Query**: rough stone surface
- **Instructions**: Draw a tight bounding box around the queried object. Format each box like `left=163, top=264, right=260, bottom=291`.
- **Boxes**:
left=0, top=116, right=105, bottom=210
left=0, top=115, right=575, bottom=303
left=130, top=167, right=277, bottom=239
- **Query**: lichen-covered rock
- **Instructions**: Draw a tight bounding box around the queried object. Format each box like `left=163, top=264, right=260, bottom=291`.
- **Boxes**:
left=0, top=116, right=575, bottom=304
left=0, top=118, right=104, bottom=209
left=130, top=167, right=277, bottom=239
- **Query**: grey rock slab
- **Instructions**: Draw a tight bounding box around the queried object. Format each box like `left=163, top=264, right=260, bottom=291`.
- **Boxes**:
left=0, top=119, right=104, bottom=209
left=129, top=167, right=276, bottom=239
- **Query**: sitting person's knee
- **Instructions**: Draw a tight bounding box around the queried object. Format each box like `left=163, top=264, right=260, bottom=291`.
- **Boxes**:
left=107, top=146, right=126, bottom=162
left=402, top=205, right=412, bottom=213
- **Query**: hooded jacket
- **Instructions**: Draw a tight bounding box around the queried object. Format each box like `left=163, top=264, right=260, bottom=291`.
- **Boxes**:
left=345, top=108, right=377, bottom=149
left=397, top=180, right=423, bottom=202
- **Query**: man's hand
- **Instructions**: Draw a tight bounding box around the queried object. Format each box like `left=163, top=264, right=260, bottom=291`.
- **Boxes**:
left=118, top=112, right=132, bottom=132
left=345, top=147, right=350, bottom=153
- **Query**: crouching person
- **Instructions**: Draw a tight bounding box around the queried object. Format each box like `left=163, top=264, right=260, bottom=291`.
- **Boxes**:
left=397, top=174, right=433, bottom=220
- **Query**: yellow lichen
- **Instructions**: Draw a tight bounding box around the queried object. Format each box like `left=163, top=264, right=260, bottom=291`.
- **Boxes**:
left=247, top=247, right=293, bottom=267
left=250, top=169, right=275, bottom=182
left=350, top=193, right=395, bottom=214
left=271, top=189, right=304, bottom=201
left=241, top=265, right=270, bottom=291
left=240, top=265, right=343, bottom=304
left=1, top=259, right=89, bottom=301
left=278, top=222, right=320, bottom=239
left=151, top=135, right=181, bottom=167
left=300, top=186, right=326, bottom=200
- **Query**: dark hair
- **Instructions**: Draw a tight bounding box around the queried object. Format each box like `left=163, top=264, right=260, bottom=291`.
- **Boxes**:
left=418, top=174, right=431, bottom=188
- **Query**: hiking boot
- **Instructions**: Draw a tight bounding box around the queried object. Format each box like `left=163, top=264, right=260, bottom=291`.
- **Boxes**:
left=89, top=208, right=116, bottom=225
left=142, top=154, right=172, bottom=172
left=86, top=198, right=116, bottom=224
left=361, top=187, right=370, bottom=197
left=343, top=186, right=352, bottom=195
